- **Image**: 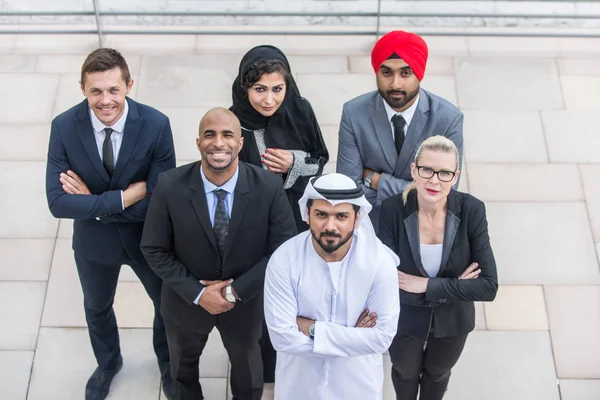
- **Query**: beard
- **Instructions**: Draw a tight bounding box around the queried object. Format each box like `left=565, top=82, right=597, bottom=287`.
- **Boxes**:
left=310, top=228, right=354, bottom=254
left=378, top=86, right=419, bottom=110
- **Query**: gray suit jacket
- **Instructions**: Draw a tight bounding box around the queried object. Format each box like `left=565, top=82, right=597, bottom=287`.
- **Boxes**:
left=337, top=89, right=463, bottom=229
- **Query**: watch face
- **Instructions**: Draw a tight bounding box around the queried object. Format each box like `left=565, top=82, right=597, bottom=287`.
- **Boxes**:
left=225, top=293, right=236, bottom=303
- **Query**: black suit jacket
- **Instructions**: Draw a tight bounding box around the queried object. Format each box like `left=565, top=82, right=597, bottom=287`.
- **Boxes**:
left=379, top=190, right=498, bottom=341
left=140, top=161, right=297, bottom=331
left=46, top=98, right=176, bottom=264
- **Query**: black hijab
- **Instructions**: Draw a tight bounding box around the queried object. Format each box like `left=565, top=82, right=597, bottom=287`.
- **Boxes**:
left=231, top=45, right=327, bottom=157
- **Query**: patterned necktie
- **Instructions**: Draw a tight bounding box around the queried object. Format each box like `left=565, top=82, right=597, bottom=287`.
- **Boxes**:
left=213, top=189, right=230, bottom=258
left=102, top=128, right=115, bottom=177
left=391, top=114, right=406, bottom=155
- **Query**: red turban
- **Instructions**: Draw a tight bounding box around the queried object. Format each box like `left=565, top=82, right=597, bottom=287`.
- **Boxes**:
left=371, top=30, right=429, bottom=81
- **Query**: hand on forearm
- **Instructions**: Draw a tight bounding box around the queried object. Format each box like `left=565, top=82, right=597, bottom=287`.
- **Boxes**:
left=398, top=271, right=428, bottom=293
left=296, top=316, right=315, bottom=337
left=123, top=181, right=147, bottom=208
left=362, top=168, right=381, bottom=190
left=60, top=170, right=91, bottom=195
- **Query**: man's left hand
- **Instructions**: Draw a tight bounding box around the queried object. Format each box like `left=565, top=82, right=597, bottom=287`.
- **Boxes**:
left=60, top=170, right=91, bottom=195
left=363, top=168, right=381, bottom=191
left=296, top=316, right=315, bottom=337
left=200, top=280, right=239, bottom=301
left=398, top=271, right=429, bottom=293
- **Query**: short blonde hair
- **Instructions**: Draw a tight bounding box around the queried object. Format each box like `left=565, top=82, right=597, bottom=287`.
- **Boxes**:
left=401, top=135, right=459, bottom=205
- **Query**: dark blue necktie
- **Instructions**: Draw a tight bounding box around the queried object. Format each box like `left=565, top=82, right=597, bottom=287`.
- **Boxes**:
left=102, top=128, right=115, bottom=177
left=213, top=189, right=230, bottom=258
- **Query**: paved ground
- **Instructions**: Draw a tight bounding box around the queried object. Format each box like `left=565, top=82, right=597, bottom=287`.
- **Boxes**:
left=0, top=34, right=599, bottom=400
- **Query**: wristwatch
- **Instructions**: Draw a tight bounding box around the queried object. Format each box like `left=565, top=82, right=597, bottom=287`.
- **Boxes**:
left=308, top=323, right=315, bottom=340
left=363, top=171, right=376, bottom=189
left=225, top=285, right=236, bottom=303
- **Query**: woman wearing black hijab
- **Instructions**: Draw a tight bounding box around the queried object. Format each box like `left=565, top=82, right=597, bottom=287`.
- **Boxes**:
left=231, top=45, right=329, bottom=232
left=231, top=45, right=328, bottom=384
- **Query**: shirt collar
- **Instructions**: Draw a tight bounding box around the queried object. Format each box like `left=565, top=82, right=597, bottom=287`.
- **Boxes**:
left=383, top=93, right=420, bottom=128
left=200, top=164, right=239, bottom=195
left=89, top=99, right=129, bottom=134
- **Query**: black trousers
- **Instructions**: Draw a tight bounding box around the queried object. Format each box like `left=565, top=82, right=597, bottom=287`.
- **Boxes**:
left=74, top=252, right=169, bottom=370
left=389, top=332, right=468, bottom=400
left=260, top=320, right=276, bottom=383
left=165, top=316, right=263, bottom=400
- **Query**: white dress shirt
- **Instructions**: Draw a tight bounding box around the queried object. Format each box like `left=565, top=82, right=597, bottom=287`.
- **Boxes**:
left=89, top=101, right=129, bottom=210
left=383, top=93, right=420, bottom=141
left=194, top=165, right=239, bottom=304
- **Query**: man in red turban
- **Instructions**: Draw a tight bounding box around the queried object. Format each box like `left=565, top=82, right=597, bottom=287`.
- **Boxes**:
left=337, top=29, right=464, bottom=230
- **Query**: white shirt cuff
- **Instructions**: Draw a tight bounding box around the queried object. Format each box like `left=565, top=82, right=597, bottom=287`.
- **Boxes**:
left=194, top=287, right=206, bottom=305
left=120, top=190, right=125, bottom=210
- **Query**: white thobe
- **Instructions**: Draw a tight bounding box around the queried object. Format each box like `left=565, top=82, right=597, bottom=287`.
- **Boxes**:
left=264, top=231, right=400, bottom=400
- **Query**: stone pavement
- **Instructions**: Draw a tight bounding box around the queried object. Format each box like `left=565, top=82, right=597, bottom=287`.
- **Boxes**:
left=0, top=34, right=599, bottom=400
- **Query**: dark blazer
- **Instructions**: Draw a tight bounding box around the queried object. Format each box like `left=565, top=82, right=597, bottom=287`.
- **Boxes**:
left=46, top=98, right=176, bottom=265
left=379, top=190, right=498, bottom=341
left=140, top=161, right=297, bottom=331
left=337, top=89, right=463, bottom=230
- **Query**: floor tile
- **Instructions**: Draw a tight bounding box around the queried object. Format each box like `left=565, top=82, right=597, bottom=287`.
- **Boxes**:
left=158, top=106, right=210, bottom=161
left=561, top=77, right=600, bottom=110
left=0, top=34, right=16, bottom=53
left=420, top=75, right=457, bottom=106
left=558, top=38, right=600, bottom=58
left=0, top=124, right=50, bottom=161
left=466, top=37, right=560, bottom=57
left=545, top=285, right=600, bottom=379
left=13, top=34, right=98, bottom=54
left=486, top=202, right=599, bottom=284
left=558, top=59, right=600, bottom=77
left=455, top=58, right=563, bottom=110
left=287, top=55, right=348, bottom=74
left=35, top=54, right=142, bottom=76
left=419, top=36, right=469, bottom=57
left=559, top=379, right=600, bottom=400
left=0, top=162, right=59, bottom=238
left=295, top=73, right=374, bottom=125
left=42, top=239, right=156, bottom=328
left=103, top=35, right=197, bottom=55
left=262, top=383, right=274, bottom=400
left=445, top=331, right=560, bottom=400
left=0, top=74, right=58, bottom=124
left=462, top=110, right=548, bottom=163
left=0, top=239, right=54, bottom=281
left=0, top=54, right=37, bottom=73
left=195, top=35, right=286, bottom=55
left=324, top=161, right=336, bottom=174
left=484, top=285, right=548, bottom=330
left=542, top=111, right=600, bottom=163
left=0, top=350, right=34, bottom=400
left=199, top=331, right=229, bottom=378
left=475, top=302, right=486, bottom=330
left=321, top=124, right=339, bottom=163
left=0, top=282, right=46, bottom=350
left=468, top=163, right=583, bottom=202
left=580, top=165, right=600, bottom=242
left=58, top=218, right=73, bottom=239
left=458, top=159, right=469, bottom=193
left=136, top=56, right=237, bottom=108
left=28, top=328, right=161, bottom=400
left=283, top=35, right=375, bottom=55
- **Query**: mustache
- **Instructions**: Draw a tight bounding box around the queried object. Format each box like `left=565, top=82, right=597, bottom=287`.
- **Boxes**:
left=320, top=231, right=341, bottom=239
left=386, top=90, right=407, bottom=96
left=207, top=147, right=231, bottom=153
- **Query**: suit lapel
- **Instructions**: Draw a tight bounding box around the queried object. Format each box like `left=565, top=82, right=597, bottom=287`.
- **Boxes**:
left=75, top=100, right=110, bottom=181
left=395, top=90, right=430, bottom=176
left=438, top=191, right=461, bottom=276
left=222, top=164, right=250, bottom=261
left=188, top=163, right=219, bottom=253
left=370, top=95, right=397, bottom=170
left=112, top=98, right=142, bottom=185
left=403, top=193, right=429, bottom=277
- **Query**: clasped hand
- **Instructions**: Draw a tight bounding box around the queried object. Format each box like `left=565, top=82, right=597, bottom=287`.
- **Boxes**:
left=198, top=279, right=237, bottom=315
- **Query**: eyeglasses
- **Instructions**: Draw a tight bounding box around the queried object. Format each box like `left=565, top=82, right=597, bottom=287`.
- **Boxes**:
left=416, top=166, right=456, bottom=182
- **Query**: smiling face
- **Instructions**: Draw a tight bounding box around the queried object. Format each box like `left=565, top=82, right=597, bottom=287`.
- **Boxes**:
left=247, top=72, right=287, bottom=117
left=411, top=149, right=459, bottom=206
left=376, top=58, right=420, bottom=112
left=197, top=109, right=244, bottom=174
left=80, top=67, right=133, bottom=127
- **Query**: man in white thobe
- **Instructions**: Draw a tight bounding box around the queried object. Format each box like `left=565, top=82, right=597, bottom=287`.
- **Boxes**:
left=264, top=173, right=400, bottom=399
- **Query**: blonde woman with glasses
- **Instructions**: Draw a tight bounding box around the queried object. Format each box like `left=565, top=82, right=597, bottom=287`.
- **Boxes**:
left=378, top=135, right=498, bottom=400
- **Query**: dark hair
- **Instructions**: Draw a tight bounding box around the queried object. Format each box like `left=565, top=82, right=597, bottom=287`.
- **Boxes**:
left=307, top=199, right=360, bottom=216
left=81, top=48, right=131, bottom=86
left=240, top=58, right=290, bottom=90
